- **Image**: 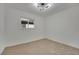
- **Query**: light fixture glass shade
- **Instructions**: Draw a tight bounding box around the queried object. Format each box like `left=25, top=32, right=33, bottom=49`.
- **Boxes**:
left=33, top=3, right=54, bottom=11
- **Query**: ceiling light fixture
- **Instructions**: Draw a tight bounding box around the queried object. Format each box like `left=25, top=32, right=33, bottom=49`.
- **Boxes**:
left=33, top=3, right=54, bottom=12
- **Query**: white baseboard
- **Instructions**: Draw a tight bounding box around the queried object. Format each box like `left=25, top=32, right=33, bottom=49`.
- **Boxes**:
left=2, top=37, right=44, bottom=52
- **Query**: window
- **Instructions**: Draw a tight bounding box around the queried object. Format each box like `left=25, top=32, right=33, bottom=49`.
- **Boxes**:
left=21, top=17, right=35, bottom=29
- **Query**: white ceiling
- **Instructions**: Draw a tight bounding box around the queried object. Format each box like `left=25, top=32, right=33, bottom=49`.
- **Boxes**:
left=6, top=3, right=79, bottom=17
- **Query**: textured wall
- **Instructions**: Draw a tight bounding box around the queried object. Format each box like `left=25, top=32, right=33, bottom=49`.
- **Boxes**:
left=5, top=7, right=45, bottom=47
left=46, top=6, right=79, bottom=48
left=0, top=4, right=5, bottom=54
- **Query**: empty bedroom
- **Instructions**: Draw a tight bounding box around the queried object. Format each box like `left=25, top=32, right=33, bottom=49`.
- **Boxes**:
left=0, top=3, right=79, bottom=55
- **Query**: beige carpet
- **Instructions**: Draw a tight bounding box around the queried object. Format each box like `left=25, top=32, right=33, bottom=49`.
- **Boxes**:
left=2, top=39, right=79, bottom=55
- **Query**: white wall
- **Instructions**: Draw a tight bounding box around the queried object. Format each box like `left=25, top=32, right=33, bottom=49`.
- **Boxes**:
left=46, top=6, right=79, bottom=48
left=5, top=7, right=45, bottom=46
left=0, top=4, right=6, bottom=54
